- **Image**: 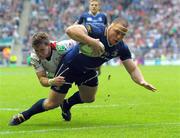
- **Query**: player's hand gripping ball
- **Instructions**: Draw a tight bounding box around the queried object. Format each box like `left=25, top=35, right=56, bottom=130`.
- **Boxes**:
left=80, top=41, right=105, bottom=57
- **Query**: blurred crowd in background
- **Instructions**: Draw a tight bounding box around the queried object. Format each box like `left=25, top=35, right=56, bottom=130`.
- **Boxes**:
left=0, top=0, right=179, bottom=66
left=0, top=0, right=23, bottom=44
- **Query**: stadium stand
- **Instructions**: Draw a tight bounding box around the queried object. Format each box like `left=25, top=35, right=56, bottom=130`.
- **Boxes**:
left=0, top=0, right=23, bottom=65
left=0, top=0, right=179, bottom=66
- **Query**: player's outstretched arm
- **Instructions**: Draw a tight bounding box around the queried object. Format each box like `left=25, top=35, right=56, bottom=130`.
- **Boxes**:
left=66, top=25, right=104, bottom=55
left=122, top=59, right=157, bottom=92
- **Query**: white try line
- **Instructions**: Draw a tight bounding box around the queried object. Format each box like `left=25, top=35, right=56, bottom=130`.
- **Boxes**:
left=0, top=104, right=120, bottom=111
left=0, top=123, right=180, bottom=135
left=0, top=108, right=21, bottom=111
left=0, top=103, right=179, bottom=116
left=0, top=103, right=150, bottom=111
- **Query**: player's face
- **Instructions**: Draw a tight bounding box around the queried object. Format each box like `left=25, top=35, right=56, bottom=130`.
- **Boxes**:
left=33, top=44, right=51, bottom=59
left=107, top=23, right=128, bottom=45
left=89, top=1, right=100, bottom=15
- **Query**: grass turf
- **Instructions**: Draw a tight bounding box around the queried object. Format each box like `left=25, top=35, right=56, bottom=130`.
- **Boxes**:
left=0, top=66, right=180, bottom=138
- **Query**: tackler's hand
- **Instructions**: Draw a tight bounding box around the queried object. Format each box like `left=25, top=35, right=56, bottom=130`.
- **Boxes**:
left=49, top=76, right=65, bottom=87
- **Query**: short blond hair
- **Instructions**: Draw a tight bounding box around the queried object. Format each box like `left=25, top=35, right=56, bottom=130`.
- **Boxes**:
left=89, top=0, right=100, bottom=3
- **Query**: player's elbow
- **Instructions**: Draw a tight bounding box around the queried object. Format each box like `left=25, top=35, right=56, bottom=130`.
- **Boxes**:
left=66, top=25, right=85, bottom=37
left=39, top=80, right=49, bottom=87
left=40, top=82, right=49, bottom=87
left=66, top=26, right=75, bottom=36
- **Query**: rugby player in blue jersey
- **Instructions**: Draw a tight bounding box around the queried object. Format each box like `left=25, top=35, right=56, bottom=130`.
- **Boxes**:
left=76, top=0, right=108, bottom=75
left=76, top=0, right=108, bottom=25
left=59, top=17, right=157, bottom=121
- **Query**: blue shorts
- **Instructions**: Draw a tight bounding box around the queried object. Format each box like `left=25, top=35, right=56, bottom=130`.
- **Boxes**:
left=51, top=63, right=98, bottom=94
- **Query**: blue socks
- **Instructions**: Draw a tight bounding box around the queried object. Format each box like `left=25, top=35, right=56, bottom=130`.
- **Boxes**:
left=65, top=91, right=83, bottom=110
left=21, top=92, right=84, bottom=120
left=22, top=98, right=46, bottom=119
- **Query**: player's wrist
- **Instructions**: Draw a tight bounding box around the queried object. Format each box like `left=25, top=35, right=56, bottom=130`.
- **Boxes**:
left=85, top=37, right=96, bottom=46
left=48, top=78, right=55, bottom=86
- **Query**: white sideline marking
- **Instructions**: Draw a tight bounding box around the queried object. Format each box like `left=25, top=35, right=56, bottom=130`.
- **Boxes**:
left=0, top=123, right=180, bottom=135
left=0, top=103, right=179, bottom=112
left=0, top=104, right=121, bottom=111
left=0, top=108, right=21, bottom=111
left=0, top=103, right=156, bottom=111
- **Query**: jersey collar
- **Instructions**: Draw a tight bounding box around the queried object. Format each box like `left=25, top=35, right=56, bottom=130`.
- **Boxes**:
left=88, top=11, right=99, bottom=16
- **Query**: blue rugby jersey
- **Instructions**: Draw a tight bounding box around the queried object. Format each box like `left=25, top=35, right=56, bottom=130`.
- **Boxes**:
left=77, top=12, right=108, bottom=25
left=63, top=23, right=132, bottom=72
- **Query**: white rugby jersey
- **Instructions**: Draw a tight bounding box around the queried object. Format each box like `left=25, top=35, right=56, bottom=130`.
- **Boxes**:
left=30, top=39, right=77, bottom=78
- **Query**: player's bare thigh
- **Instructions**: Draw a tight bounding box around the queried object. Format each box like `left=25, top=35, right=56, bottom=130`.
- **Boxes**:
left=78, top=85, right=98, bottom=103
left=43, top=90, right=66, bottom=110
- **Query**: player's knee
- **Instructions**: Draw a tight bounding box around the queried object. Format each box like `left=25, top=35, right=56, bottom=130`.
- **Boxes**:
left=43, top=100, right=59, bottom=110
left=82, top=97, right=95, bottom=103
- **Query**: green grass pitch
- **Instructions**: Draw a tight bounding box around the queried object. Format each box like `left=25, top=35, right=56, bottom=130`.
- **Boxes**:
left=0, top=66, right=180, bottom=138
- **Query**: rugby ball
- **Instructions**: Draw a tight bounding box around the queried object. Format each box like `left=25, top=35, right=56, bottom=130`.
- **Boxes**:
left=80, top=42, right=105, bottom=57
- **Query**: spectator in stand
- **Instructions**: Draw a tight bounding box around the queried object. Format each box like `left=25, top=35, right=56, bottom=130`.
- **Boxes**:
left=2, top=47, right=11, bottom=66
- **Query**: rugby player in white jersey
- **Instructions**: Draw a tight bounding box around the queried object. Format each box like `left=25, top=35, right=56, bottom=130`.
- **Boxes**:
left=9, top=32, right=77, bottom=125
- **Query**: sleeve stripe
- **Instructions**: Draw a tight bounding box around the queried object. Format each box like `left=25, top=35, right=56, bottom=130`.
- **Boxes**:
left=50, top=42, right=57, bottom=49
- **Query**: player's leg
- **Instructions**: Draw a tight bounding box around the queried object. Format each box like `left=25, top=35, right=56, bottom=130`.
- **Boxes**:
left=65, top=70, right=98, bottom=106
left=43, top=90, right=66, bottom=110
left=9, top=90, right=66, bottom=126
left=78, top=70, right=98, bottom=103
left=58, top=85, right=73, bottom=121
left=61, top=85, right=97, bottom=121
left=61, top=70, right=98, bottom=121
left=62, top=85, right=97, bottom=109
left=79, top=85, right=98, bottom=103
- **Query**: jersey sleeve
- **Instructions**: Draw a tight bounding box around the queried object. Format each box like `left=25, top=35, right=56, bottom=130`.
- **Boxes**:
left=119, top=43, right=132, bottom=61
left=30, top=51, right=44, bottom=72
left=103, top=13, right=108, bottom=26
left=77, top=14, right=84, bottom=24
left=84, top=24, right=103, bottom=38
left=55, top=39, right=78, bottom=55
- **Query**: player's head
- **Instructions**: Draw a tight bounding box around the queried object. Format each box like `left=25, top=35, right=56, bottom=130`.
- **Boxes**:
left=32, top=32, right=51, bottom=59
left=89, top=0, right=100, bottom=15
left=107, top=17, right=128, bottom=45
